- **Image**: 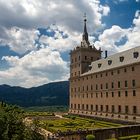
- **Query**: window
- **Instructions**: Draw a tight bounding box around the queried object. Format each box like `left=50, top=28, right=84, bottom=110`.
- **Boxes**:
left=74, top=88, right=76, bottom=92
left=112, top=105, right=115, bottom=113
left=100, top=105, right=103, bottom=111
left=108, top=60, right=112, bottom=65
left=118, top=105, right=121, bottom=113
left=85, top=56, right=87, bottom=60
left=118, top=91, right=121, bottom=97
left=106, top=105, right=109, bottom=112
left=98, top=63, right=102, bottom=68
left=133, top=106, right=137, bottom=114
left=75, top=57, right=77, bottom=62
left=106, top=72, right=108, bottom=76
left=133, top=52, right=139, bottom=58
left=106, top=83, right=108, bottom=89
left=120, top=56, right=124, bottom=62
left=78, top=87, right=80, bottom=92
left=112, top=92, right=114, bottom=97
left=101, top=84, right=103, bottom=89
left=112, top=82, right=114, bottom=88
left=87, top=85, right=88, bottom=91
left=91, top=93, right=93, bottom=98
left=125, top=80, right=128, bottom=87
left=78, top=104, right=80, bottom=109
left=74, top=104, right=76, bottom=109
left=86, top=104, right=88, bottom=110
left=133, top=90, right=136, bottom=96
left=91, top=105, right=93, bottom=111
left=96, top=105, right=98, bottom=111
left=83, top=86, right=84, bottom=91
left=100, top=73, right=102, bottom=77
left=106, top=92, right=108, bottom=97
left=125, top=106, right=129, bottom=114
left=96, top=93, right=98, bottom=98
left=101, top=92, right=103, bottom=98
left=96, top=84, right=98, bottom=90
left=118, top=81, right=121, bottom=88
left=71, top=59, right=73, bottom=63
left=71, top=88, right=73, bottom=92
left=132, top=80, right=135, bottom=87
left=91, top=85, right=93, bottom=90
left=82, top=104, right=84, bottom=110
left=111, top=71, right=113, bottom=75
left=79, top=56, right=80, bottom=61
left=78, top=71, right=80, bottom=76
left=96, top=75, right=98, bottom=78
left=132, top=67, right=135, bottom=71
left=125, top=91, right=128, bottom=97
left=91, top=57, right=93, bottom=61
left=117, top=69, right=120, bottom=74
left=124, top=68, right=127, bottom=73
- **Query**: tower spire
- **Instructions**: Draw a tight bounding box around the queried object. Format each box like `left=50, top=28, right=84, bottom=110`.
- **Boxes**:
left=82, top=13, right=89, bottom=44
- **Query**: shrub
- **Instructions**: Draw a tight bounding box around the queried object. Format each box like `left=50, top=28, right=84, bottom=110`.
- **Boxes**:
left=86, top=134, right=95, bottom=140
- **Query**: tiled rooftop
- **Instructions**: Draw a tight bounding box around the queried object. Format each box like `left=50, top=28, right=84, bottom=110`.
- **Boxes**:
left=82, top=46, right=140, bottom=75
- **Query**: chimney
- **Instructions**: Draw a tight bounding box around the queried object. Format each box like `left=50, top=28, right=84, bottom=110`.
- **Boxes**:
left=105, top=50, right=108, bottom=58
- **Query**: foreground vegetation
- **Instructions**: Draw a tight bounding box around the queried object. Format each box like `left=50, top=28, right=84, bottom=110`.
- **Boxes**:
left=38, top=114, right=122, bottom=133
left=0, top=102, right=44, bottom=140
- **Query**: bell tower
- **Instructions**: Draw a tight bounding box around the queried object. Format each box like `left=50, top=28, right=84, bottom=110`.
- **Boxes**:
left=70, top=14, right=102, bottom=79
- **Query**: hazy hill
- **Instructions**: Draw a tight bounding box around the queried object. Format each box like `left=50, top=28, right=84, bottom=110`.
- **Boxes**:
left=0, top=81, right=69, bottom=107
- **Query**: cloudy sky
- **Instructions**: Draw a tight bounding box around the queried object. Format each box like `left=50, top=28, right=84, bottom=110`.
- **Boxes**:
left=0, top=0, right=140, bottom=87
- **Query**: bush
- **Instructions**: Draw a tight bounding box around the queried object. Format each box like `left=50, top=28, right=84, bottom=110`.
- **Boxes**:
left=86, top=134, right=95, bottom=140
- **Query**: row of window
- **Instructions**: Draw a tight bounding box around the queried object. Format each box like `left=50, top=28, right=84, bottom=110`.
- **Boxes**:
left=71, top=90, right=136, bottom=98
left=71, top=66, right=135, bottom=78
left=71, top=56, right=93, bottom=63
left=71, top=51, right=139, bottom=65
left=70, top=104, right=137, bottom=114
left=71, top=80, right=136, bottom=92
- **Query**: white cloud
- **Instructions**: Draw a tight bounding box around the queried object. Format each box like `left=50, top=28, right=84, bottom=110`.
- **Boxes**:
left=0, top=0, right=110, bottom=54
left=95, top=10, right=140, bottom=55
left=0, top=27, right=40, bottom=54
left=1, top=48, right=69, bottom=87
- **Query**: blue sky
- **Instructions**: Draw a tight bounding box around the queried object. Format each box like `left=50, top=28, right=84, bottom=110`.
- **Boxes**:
left=0, top=0, right=140, bottom=87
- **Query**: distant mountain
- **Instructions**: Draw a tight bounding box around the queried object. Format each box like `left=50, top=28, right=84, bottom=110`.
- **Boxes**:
left=0, top=81, right=69, bottom=107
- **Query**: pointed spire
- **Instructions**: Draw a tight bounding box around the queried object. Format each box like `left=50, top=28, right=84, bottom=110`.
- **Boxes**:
left=82, top=13, right=89, bottom=44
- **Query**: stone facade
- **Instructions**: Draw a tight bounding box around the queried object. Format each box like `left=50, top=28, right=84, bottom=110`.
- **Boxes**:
left=69, top=17, right=140, bottom=123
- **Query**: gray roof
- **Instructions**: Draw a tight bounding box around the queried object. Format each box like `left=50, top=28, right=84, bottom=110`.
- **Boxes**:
left=82, top=46, right=140, bottom=75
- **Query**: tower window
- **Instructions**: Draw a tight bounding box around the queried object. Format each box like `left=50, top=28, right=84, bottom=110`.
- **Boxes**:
left=85, top=56, right=87, bottom=60
left=79, top=56, right=80, bottom=60
left=112, top=82, right=114, bottom=88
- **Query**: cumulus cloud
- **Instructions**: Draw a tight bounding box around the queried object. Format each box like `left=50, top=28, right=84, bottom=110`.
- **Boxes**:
left=1, top=48, right=69, bottom=87
left=95, top=10, right=140, bottom=55
left=0, top=27, right=39, bottom=54
left=0, top=0, right=110, bottom=54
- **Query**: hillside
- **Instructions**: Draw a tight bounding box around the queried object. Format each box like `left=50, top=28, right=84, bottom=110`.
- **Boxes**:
left=0, top=81, right=69, bottom=107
